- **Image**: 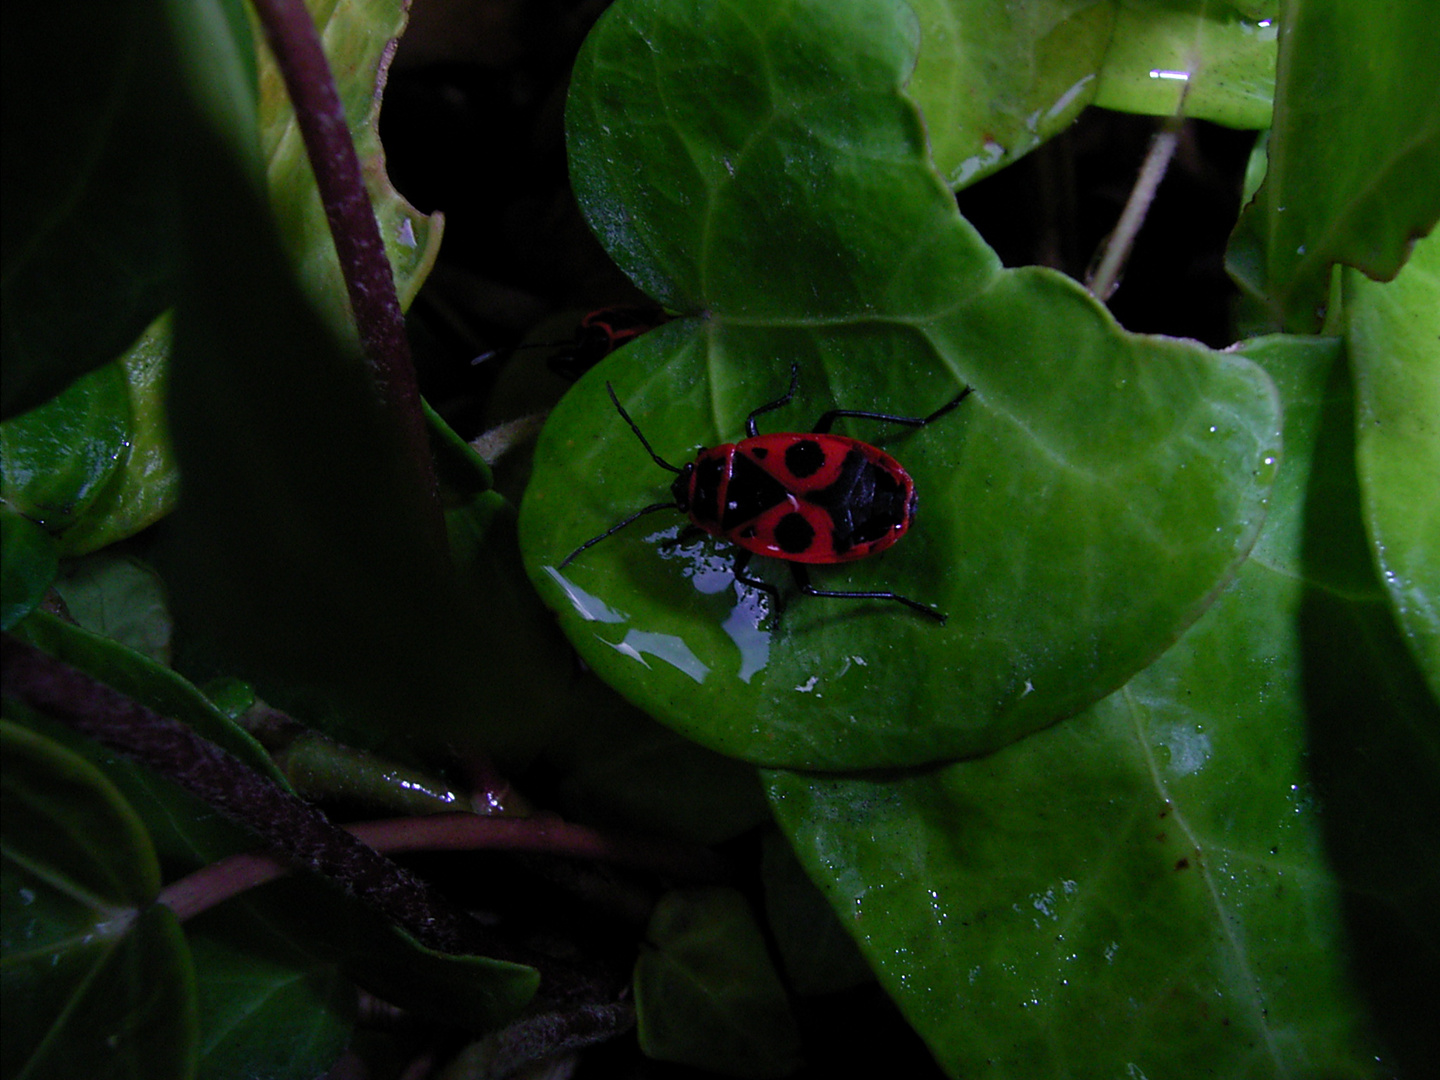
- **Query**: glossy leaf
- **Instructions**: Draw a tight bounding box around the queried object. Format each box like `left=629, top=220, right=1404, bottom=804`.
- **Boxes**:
left=58, top=315, right=181, bottom=556
left=0, top=359, right=131, bottom=533
left=907, top=0, right=1113, bottom=188
left=274, top=732, right=466, bottom=815
left=0, top=510, right=58, bottom=631
left=1344, top=228, right=1440, bottom=698
left=0, top=0, right=183, bottom=420
left=1228, top=0, right=1440, bottom=330
left=1, top=721, right=198, bottom=1080
left=0, top=297, right=176, bottom=566
left=765, top=336, right=1436, bottom=1078
left=523, top=0, right=1282, bottom=769
left=634, top=888, right=802, bottom=1078
left=1093, top=0, right=1276, bottom=129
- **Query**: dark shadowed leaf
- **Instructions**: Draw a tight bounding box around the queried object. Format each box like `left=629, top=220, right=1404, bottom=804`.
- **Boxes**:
left=634, top=888, right=802, bottom=1078
left=0, top=721, right=197, bottom=1080
left=0, top=1, right=188, bottom=419
left=0, top=510, right=58, bottom=631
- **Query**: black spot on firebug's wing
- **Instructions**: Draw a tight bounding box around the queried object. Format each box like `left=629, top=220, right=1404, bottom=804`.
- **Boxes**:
left=783, top=438, right=826, bottom=479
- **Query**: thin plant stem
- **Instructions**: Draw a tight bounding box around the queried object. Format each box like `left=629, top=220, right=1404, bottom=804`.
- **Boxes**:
left=159, top=813, right=727, bottom=924
left=247, top=0, right=444, bottom=549
left=1087, top=116, right=1184, bottom=302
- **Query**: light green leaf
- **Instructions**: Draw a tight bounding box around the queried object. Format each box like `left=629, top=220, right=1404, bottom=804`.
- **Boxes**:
left=1228, top=0, right=1440, bottom=330
left=1094, top=0, right=1277, bottom=129
left=1345, top=227, right=1440, bottom=697
left=908, top=0, right=1113, bottom=188
left=256, top=0, right=443, bottom=337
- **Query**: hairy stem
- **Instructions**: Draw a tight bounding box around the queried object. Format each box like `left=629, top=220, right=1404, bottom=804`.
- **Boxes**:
left=3, top=635, right=489, bottom=957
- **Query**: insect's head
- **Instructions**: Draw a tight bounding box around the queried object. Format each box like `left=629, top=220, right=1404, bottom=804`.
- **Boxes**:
left=670, top=463, right=695, bottom=512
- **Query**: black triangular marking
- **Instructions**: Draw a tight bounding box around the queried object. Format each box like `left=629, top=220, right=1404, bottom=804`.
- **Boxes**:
left=723, top=451, right=791, bottom=530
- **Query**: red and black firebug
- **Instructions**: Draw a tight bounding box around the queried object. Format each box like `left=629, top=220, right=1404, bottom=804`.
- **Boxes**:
left=548, top=306, right=672, bottom=381
left=559, top=365, right=972, bottom=622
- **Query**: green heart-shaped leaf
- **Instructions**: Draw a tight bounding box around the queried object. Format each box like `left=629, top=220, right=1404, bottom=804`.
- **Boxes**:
left=764, top=336, right=1434, bottom=1077
left=521, top=0, right=1281, bottom=769
left=1, top=721, right=197, bottom=1080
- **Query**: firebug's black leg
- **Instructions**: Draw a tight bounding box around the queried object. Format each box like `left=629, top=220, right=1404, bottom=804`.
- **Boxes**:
left=559, top=502, right=681, bottom=568
left=789, top=565, right=946, bottom=623
left=659, top=524, right=707, bottom=551
left=745, top=363, right=801, bottom=438
left=731, top=550, right=784, bottom=616
left=812, top=385, right=973, bottom=435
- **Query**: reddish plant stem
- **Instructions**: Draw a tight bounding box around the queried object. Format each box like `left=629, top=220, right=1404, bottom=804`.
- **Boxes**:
left=160, top=813, right=726, bottom=923
left=247, top=0, right=443, bottom=545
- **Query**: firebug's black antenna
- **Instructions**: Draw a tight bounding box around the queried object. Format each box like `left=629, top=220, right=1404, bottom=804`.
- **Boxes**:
left=607, top=383, right=685, bottom=474
left=556, top=384, right=688, bottom=568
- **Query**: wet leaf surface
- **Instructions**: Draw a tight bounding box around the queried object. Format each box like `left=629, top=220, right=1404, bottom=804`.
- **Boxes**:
left=522, top=0, right=1282, bottom=769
